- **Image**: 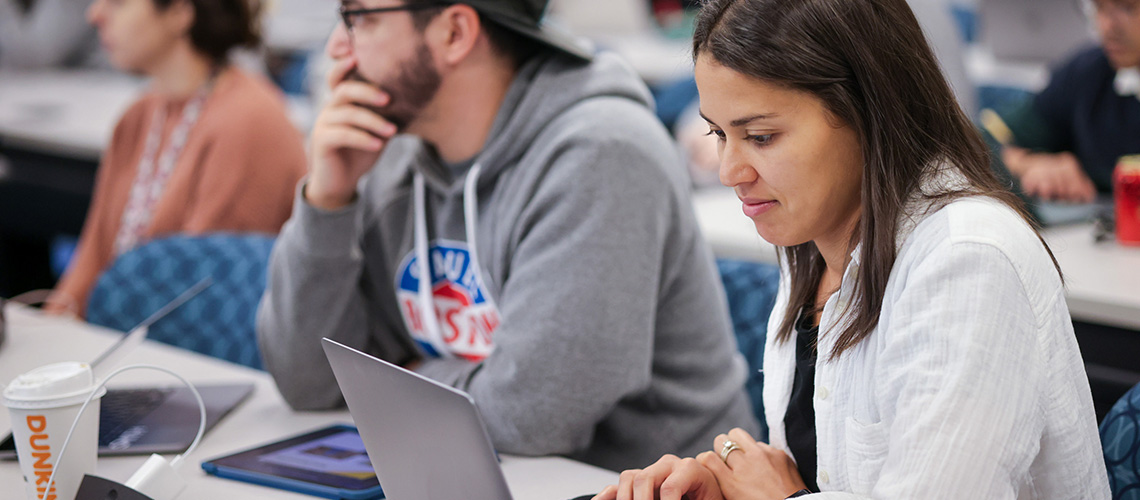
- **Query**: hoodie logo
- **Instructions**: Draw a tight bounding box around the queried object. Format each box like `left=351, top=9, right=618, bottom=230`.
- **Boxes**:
left=395, top=240, right=500, bottom=362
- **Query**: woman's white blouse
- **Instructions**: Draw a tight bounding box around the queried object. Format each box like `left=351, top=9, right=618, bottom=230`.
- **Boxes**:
left=763, top=196, right=1111, bottom=499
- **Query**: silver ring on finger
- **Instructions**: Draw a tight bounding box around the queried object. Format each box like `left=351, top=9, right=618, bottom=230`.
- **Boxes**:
left=719, top=439, right=742, bottom=464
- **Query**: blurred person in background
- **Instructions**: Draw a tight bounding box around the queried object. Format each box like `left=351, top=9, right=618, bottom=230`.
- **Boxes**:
left=1000, top=0, right=1140, bottom=203
left=44, top=0, right=307, bottom=316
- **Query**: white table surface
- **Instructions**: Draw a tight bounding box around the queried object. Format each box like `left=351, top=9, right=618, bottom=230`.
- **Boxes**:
left=1038, top=224, right=1140, bottom=331
left=0, top=69, right=316, bottom=163
left=261, top=0, right=338, bottom=53
left=592, top=34, right=693, bottom=86
left=692, top=188, right=1140, bottom=331
left=0, top=304, right=618, bottom=499
left=0, top=70, right=144, bottom=161
left=692, top=188, right=779, bottom=265
left=964, top=44, right=1051, bottom=93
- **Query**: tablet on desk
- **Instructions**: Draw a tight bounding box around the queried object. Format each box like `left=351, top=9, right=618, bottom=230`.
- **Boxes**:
left=201, top=424, right=384, bottom=499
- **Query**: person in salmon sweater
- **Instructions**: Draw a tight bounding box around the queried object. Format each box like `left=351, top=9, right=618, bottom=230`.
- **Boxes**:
left=45, top=0, right=306, bottom=317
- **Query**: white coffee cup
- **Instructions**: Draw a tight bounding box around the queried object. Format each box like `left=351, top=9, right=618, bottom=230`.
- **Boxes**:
left=3, top=361, right=106, bottom=500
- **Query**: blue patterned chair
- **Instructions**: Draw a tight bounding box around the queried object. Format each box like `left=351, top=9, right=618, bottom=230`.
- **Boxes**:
left=1103, top=381, right=1140, bottom=499
left=717, top=259, right=781, bottom=442
left=86, top=233, right=276, bottom=369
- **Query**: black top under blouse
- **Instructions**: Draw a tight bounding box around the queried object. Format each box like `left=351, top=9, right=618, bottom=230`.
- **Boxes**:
left=784, top=310, right=819, bottom=492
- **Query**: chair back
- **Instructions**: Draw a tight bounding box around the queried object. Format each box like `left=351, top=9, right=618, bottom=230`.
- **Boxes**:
left=1102, top=381, right=1140, bottom=499
left=86, top=233, right=276, bottom=369
left=717, top=259, right=780, bottom=442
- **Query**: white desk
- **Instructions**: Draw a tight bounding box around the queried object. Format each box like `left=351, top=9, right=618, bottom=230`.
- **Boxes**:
left=692, top=188, right=1140, bottom=331
left=0, top=70, right=144, bottom=161
left=964, top=44, right=1051, bottom=94
left=0, top=69, right=316, bottom=163
left=0, top=304, right=618, bottom=499
left=1039, top=224, right=1140, bottom=331
left=591, top=34, right=693, bottom=86
left=692, top=188, right=778, bottom=264
left=261, top=0, right=338, bottom=53
left=547, top=0, right=694, bottom=86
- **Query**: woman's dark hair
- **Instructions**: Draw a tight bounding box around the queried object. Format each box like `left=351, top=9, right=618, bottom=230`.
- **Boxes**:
left=153, top=0, right=262, bottom=63
left=693, top=0, right=1058, bottom=360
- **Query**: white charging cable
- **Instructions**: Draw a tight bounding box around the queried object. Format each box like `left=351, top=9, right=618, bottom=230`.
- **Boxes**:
left=42, top=364, right=206, bottom=499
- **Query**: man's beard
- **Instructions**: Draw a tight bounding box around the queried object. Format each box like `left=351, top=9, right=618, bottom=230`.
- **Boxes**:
left=350, top=41, right=441, bottom=131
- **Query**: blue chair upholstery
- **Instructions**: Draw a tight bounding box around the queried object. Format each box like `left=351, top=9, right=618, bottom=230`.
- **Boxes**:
left=717, top=259, right=781, bottom=442
left=86, top=233, right=276, bottom=369
left=1103, top=382, right=1140, bottom=499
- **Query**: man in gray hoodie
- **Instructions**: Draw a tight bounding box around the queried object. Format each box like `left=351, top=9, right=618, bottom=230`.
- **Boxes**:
left=257, top=0, right=757, bottom=472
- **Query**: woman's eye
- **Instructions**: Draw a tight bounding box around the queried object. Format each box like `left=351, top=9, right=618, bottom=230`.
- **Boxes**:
left=748, top=134, right=775, bottom=146
left=705, top=129, right=726, bottom=140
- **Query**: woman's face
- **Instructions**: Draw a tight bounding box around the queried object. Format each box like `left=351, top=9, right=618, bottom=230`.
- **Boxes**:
left=87, top=0, right=190, bottom=74
left=694, top=54, right=864, bottom=250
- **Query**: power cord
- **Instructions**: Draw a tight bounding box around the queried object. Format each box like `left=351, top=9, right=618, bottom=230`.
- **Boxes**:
left=43, top=364, right=206, bottom=500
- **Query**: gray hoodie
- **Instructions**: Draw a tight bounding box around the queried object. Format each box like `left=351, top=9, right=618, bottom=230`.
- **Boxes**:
left=257, top=52, right=757, bottom=471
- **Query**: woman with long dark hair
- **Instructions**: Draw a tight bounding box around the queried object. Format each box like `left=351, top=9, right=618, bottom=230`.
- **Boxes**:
left=596, top=0, right=1109, bottom=498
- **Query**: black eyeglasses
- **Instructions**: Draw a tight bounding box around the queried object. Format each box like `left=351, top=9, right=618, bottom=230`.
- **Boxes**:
left=338, top=2, right=451, bottom=33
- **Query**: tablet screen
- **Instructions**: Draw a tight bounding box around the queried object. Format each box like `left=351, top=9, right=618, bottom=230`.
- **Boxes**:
left=203, top=424, right=380, bottom=493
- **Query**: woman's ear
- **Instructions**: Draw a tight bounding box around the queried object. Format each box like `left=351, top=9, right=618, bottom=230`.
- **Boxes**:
left=162, top=0, right=196, bottom=38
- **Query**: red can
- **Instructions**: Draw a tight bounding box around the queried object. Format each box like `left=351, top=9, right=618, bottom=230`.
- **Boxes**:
left=1115, top=155, right=1140, bottom=246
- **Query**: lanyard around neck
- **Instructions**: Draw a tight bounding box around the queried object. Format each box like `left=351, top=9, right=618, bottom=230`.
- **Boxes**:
left=114, top=81, right=213, bottom=255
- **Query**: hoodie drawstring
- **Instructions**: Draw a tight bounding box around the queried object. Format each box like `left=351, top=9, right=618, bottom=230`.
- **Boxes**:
left=413, top=163, right=497, bottom=358
left=413, top=173, right=448, bottom=357
left=462, top=164, right=500, bottom=315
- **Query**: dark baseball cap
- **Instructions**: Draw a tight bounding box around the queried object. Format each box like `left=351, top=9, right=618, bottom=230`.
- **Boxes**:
left=458, top=0, right=594, bottom=61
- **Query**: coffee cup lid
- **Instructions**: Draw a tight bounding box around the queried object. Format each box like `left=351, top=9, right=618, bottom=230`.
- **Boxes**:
left=3, top=362, right=105, bottom=409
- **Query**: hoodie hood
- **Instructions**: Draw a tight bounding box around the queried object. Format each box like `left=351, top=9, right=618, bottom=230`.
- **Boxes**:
left=405, top=50, right=658, bottom=358
left=415, top=51, right=656, bottom=194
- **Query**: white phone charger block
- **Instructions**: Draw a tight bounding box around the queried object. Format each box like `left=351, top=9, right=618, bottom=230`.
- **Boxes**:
left=125, top=454, right=187, bottom=500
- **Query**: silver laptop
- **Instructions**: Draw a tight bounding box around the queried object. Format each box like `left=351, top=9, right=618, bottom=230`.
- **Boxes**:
left=980, top=0, right=1096, bottom=64
left=321, top=338, right=514, bottom=500
left=1, top=278, right=253, bottom=458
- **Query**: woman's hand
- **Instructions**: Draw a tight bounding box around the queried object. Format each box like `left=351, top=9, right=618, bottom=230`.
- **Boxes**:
left=592, top=454, right=725, bottom=500
left=591, top=427, right=807, bottom=500
left=29, top=290, right=77, bottom=319
left=705, top=428, right=808, bottom=500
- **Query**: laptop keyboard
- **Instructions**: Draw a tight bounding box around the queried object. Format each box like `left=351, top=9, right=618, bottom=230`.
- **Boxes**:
left=98, top=388, right=174, bottom=446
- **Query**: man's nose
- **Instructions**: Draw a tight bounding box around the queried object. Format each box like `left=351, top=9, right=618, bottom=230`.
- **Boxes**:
left=326, top=22, right=353, bottom=60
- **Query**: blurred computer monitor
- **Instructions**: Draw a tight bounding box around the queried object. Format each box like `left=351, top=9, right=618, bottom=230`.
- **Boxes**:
left=980, top=0, right=1097, bottom=64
